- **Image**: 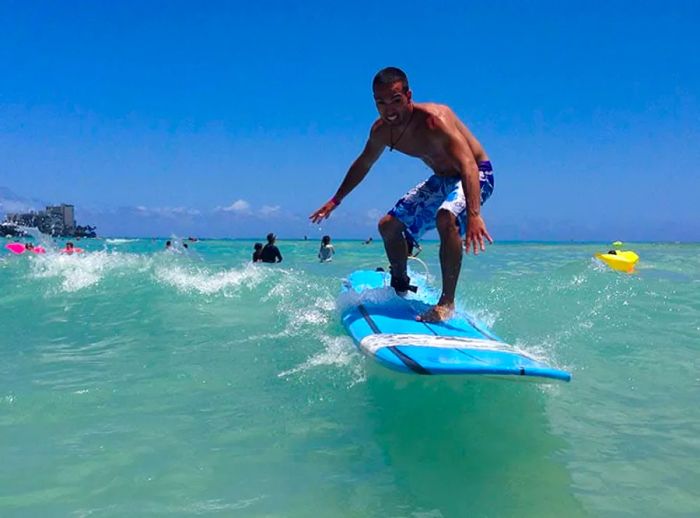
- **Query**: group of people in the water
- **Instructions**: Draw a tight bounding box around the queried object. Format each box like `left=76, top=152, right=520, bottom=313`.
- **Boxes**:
left=250, top=230, right=422, bottom=264
left=164, top=240, right=192, bottom=251
left=7, top=228, right=424, bottom=266
left=252, top=233, right=284, bottom=263
left=252, top=232, right=333, bottom=264
left=4, top=241, right=81, bottom=255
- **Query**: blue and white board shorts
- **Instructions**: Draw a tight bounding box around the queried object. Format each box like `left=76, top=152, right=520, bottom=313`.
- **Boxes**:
left=388, top=161, right=494, bottom=239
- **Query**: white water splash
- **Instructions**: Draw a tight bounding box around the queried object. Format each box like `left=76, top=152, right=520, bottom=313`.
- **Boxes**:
left=29, top=250, right=149, bottom=292
left=154, top=262, right=265, bottom=296
left=105, top=238, right=140, bottom=244
left=277, top=335, right=364, bottom=383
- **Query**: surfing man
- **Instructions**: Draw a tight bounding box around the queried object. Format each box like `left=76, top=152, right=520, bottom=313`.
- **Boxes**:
left=310, top=67, right=494, bottom=322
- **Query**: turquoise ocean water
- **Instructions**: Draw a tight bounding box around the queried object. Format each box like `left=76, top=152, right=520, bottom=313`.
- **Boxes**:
left=1, top=238, right=698, bottom=516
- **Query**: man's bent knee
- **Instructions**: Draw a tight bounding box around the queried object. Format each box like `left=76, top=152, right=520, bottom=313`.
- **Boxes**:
left=435, top=209, right=458, bottom=235
left=378, top=214, right=405, bottom=237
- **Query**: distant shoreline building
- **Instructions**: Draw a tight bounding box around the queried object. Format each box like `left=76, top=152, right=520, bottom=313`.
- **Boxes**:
left=1, top=203, right=96, bottom=238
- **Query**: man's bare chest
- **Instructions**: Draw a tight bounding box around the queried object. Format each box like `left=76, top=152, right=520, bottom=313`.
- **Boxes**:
left=388, top=130, right=441, bottom=157
left=389, top=133, right=455, bottom=169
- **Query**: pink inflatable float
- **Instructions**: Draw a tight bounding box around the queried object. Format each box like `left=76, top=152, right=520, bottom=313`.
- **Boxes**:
left=61, top=247, right=84, bottom=254
left=5, top=243, right=46, bottom=254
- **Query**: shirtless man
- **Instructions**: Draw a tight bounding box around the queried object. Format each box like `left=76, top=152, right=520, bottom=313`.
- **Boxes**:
left=310, top=67, right=494, bottom=322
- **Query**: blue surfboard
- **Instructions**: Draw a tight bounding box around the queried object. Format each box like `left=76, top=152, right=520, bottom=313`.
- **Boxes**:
left=340, top=270, right=571, bottom=382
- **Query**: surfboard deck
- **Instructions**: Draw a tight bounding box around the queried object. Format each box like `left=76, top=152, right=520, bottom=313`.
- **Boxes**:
left=340, top=270, right=571, bottom=382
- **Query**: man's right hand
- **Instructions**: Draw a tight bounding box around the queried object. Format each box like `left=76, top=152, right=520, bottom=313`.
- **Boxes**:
left=465, top=214, right=493, bottom=255
left=309, top=199, right=339, bottom=224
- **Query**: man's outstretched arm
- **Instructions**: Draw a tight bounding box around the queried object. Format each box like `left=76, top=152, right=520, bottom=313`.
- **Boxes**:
left=309, top=127, right=385, bottom=223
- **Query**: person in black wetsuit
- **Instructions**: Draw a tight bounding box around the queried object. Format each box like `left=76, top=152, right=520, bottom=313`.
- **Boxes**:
left=260, top=233, right=282, bottom=263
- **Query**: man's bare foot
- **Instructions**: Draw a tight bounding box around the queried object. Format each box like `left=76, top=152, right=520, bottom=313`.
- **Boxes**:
left=416, top=304, right=454, bottom=322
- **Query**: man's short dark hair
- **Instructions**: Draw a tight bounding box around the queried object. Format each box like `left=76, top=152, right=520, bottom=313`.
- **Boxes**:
left=372, top=67, right=409, bottom=93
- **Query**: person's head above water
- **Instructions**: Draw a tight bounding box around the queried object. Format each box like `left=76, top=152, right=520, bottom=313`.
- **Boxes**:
left=66, top=242, right=74, bottom=249
left=165, top=240, right=172, bottom=248
left=321, top=235, right=331, bottom=245
left=254, top=242, right=263, bottom=251
left=266, top=233, right=276, bottom=244
left=25, top=242, right=34, bottom=250
left=372, top=67, right=412, bottom=127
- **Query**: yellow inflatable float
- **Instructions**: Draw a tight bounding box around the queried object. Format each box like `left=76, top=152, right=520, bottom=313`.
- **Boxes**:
left=595, top=242, right=639, bottom=273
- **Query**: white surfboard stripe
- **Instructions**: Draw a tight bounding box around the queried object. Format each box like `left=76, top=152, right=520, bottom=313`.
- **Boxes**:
left=359, top=333, right=534, bottom=359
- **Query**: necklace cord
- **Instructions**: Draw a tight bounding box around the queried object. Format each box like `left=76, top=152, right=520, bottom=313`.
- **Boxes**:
left=389, top=108, right=415, bottom=151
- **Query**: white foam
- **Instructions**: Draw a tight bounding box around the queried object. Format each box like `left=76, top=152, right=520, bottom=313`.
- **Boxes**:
left=278, top=336, right=363, bottom=381
left=105, top=238, right=139, bottom=244
left=336, top=285, right=399, bottom=313
left=29, top=250, right=148, bottom=292
left=466, top=307, right=499, bottom=329
left=154, top=262, right=265, bottom=295
left=511, top=338, right=549, bottom=363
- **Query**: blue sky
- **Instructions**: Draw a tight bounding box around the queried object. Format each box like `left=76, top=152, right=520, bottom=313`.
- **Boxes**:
left=1, top=0, right=698, bottom=240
